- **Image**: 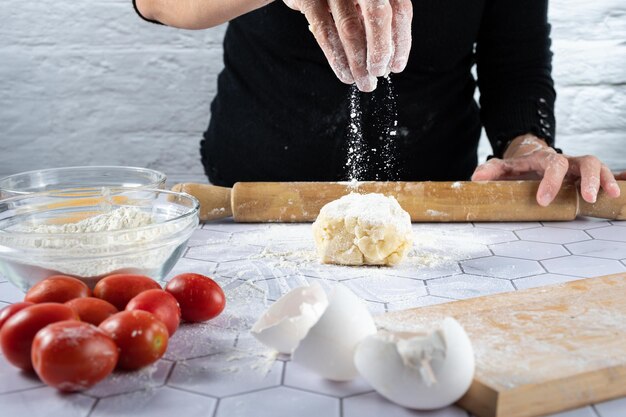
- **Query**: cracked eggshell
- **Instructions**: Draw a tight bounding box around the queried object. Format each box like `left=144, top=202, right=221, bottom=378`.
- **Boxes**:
left=354, top=317, right=475, bottom=410
left=292, top=284, right=377, bottom=381
left=250, top=282, right=328, bottom=354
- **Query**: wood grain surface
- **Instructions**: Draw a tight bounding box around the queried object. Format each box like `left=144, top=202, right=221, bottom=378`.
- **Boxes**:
left=378, top=273, right=626, bottom=417
left=231, top=181, right=579, bottom=222
left=173, top=180, right=626, bottom=223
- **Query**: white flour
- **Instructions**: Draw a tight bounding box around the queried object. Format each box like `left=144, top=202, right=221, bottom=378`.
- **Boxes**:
left=6, top=207, right=181, bottom=282
left=344, top=77, right=399, bottom=181
left=25, top=206, right=154, bottom=235
left=345, top=85, right=366, bottom=181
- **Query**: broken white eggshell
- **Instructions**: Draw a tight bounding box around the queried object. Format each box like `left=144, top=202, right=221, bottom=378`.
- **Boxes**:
left=292, top=284, right=377, bottom=381
left=354, top=317, right=475, bottom=410
left=250, top=282, right=328, bottom=354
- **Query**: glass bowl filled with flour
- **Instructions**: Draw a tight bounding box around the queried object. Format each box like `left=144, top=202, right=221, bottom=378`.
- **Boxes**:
left=0, top=188, right=199, bottom=290
left=0, top=166, right=167, bottom=199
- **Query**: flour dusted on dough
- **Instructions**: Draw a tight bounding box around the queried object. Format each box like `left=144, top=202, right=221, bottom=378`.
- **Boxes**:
left=312, top=193, right=413, bottom=266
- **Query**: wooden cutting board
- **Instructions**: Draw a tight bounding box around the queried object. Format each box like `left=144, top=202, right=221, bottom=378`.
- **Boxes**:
left=377, top=273, right=626, bottom=417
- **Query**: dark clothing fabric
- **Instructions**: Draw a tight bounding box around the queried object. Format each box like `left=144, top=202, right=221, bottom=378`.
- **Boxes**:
left=133, top=1, right=556, bottom=186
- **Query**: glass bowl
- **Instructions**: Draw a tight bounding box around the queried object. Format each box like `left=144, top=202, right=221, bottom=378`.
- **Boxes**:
left=0, top=188, right=199, bottom=290
left=0, top=166, right=167, bottom=199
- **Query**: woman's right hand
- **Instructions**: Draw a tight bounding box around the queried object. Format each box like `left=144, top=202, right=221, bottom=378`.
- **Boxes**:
left=284, top=0, right=413, bottom=92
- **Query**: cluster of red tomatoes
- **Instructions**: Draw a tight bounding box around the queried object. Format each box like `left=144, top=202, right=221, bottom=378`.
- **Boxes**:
left=0, top=273, right=225, bottom=392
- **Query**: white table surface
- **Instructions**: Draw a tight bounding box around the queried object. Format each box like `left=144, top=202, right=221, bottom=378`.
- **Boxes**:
left=1, top=218, right=625, bottom=417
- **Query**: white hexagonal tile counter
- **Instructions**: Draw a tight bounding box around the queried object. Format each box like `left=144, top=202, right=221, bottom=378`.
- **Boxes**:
left=566, top=240, right=626, bottom=260
left=516, top=227, right=591, bottom=244
left=1, top=218, right=625, bottom=417
left=428, top=274, right=515, bottom=299
left=343, top=391, right=468, bottom=417
left=544, top=219, right=611, bottom=230
left=460, top=256, right=545, bottom=279
left=186, top=229, right=231, bottom=247
left=84, top=360, right=174, bottom=398
left=164, top=257, right=218, bottom=282
left=474, top=222, right=542, bottom=231
left=490, top=240, right=569, bottom=260
left=283, top=361, right=372, bottom=397
left=0, top=387, right=95, bottom=417
left=0, top=356, right=45, bottom=394
left=588, top=226, right=626, bottom=242
left=186, top=244, right=263, bottom=263
left=168, top=351, right=283, bottom=397
left=0, top=281, right=27, bottom=303
left=343, top=275, right=427, bottom=303
left=513, top=273, right=582, bottom=290
left=595, top=397, right=626, bottom=417
left=216, top=387, right=339, bottom=417
left=542, top=255, right=626, bottom=278
left=91, top=386, right=217, bottom=417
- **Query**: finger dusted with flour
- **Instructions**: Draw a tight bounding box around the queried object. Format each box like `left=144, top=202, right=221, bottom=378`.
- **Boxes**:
left=284, top=0, right=412, bottom=91
left=328, top=0, right=373, bottom=90
left=359, top=0, right=393, bottom=78
left=286, top=0, right=355, bottom=85
left=389, top=0, right=413, bottom=73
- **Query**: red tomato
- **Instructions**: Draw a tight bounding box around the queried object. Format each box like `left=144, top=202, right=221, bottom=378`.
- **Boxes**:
left=126, top=289, right=181, bottom=336
left=0, top=303, right=78, bottom=370
left=99, top=310, right=168, bottom=370
left=165, top=273, right=225, bottom=322
left=65, top=298, right=118, bottom=326
left=31, top=321, right=118, bottom=391
left=93, top=274, right=161, bottom=310
left=0, top=302, right=34, bottom=331
left=24, top=275, right=91, bottom=304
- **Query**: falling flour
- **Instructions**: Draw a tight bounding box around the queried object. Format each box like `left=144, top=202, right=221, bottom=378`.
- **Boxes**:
left=345, top=84, right=366, bottom=181
left=344, top=76, right=399, bottom=181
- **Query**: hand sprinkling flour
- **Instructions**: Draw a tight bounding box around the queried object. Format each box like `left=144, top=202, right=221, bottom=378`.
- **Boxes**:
left=283, top=0, right=413, bottom=92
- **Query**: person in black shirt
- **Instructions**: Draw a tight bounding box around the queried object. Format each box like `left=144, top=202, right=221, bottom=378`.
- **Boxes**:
left=133, top=0, right=623, bottom=206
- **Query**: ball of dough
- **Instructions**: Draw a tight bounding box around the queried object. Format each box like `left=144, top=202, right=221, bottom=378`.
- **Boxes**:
left=312, top=193, right=413, bottom=266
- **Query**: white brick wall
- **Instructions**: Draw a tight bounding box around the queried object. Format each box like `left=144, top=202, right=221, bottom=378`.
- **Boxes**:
left=0, top=0, right=624, bottom=179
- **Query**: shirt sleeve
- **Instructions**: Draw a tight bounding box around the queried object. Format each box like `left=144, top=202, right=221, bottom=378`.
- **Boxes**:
left=476, top=0, right=556, bottom=158
left=132, top=0, right=163, bottom=25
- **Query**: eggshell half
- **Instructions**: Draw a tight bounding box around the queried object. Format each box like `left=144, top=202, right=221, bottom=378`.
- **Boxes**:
left=292, top=284, right=377, bottom=381
left=354, top=317, right=475, bottom=409
left=250, top=282, right=328, bottom=354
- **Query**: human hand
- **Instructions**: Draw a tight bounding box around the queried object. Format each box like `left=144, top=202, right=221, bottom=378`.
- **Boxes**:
left=283, top=0, right=413, bottom=92
left=471, top=134, right=622, bottom=207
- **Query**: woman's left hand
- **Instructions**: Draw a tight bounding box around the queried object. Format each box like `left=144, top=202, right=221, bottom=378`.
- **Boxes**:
left=471, top=134, right=622, bottom=206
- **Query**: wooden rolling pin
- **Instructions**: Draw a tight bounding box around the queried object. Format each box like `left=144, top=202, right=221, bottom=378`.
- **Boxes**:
left=171, top=181, right=626, bottom=223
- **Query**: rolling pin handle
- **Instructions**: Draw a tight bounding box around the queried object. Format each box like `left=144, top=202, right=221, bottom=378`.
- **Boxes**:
left=578, top=181, right=626, bottom=220
left=171, top=183, right=233, bottom=222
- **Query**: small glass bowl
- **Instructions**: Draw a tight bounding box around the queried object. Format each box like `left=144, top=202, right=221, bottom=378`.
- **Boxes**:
left=0, top=166, right=167, bottom=199
left=0, top=188, right=199, bottom=290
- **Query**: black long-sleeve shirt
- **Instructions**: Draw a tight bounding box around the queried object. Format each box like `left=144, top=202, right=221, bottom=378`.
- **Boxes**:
left=134, top=0, right=556, bottom=186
